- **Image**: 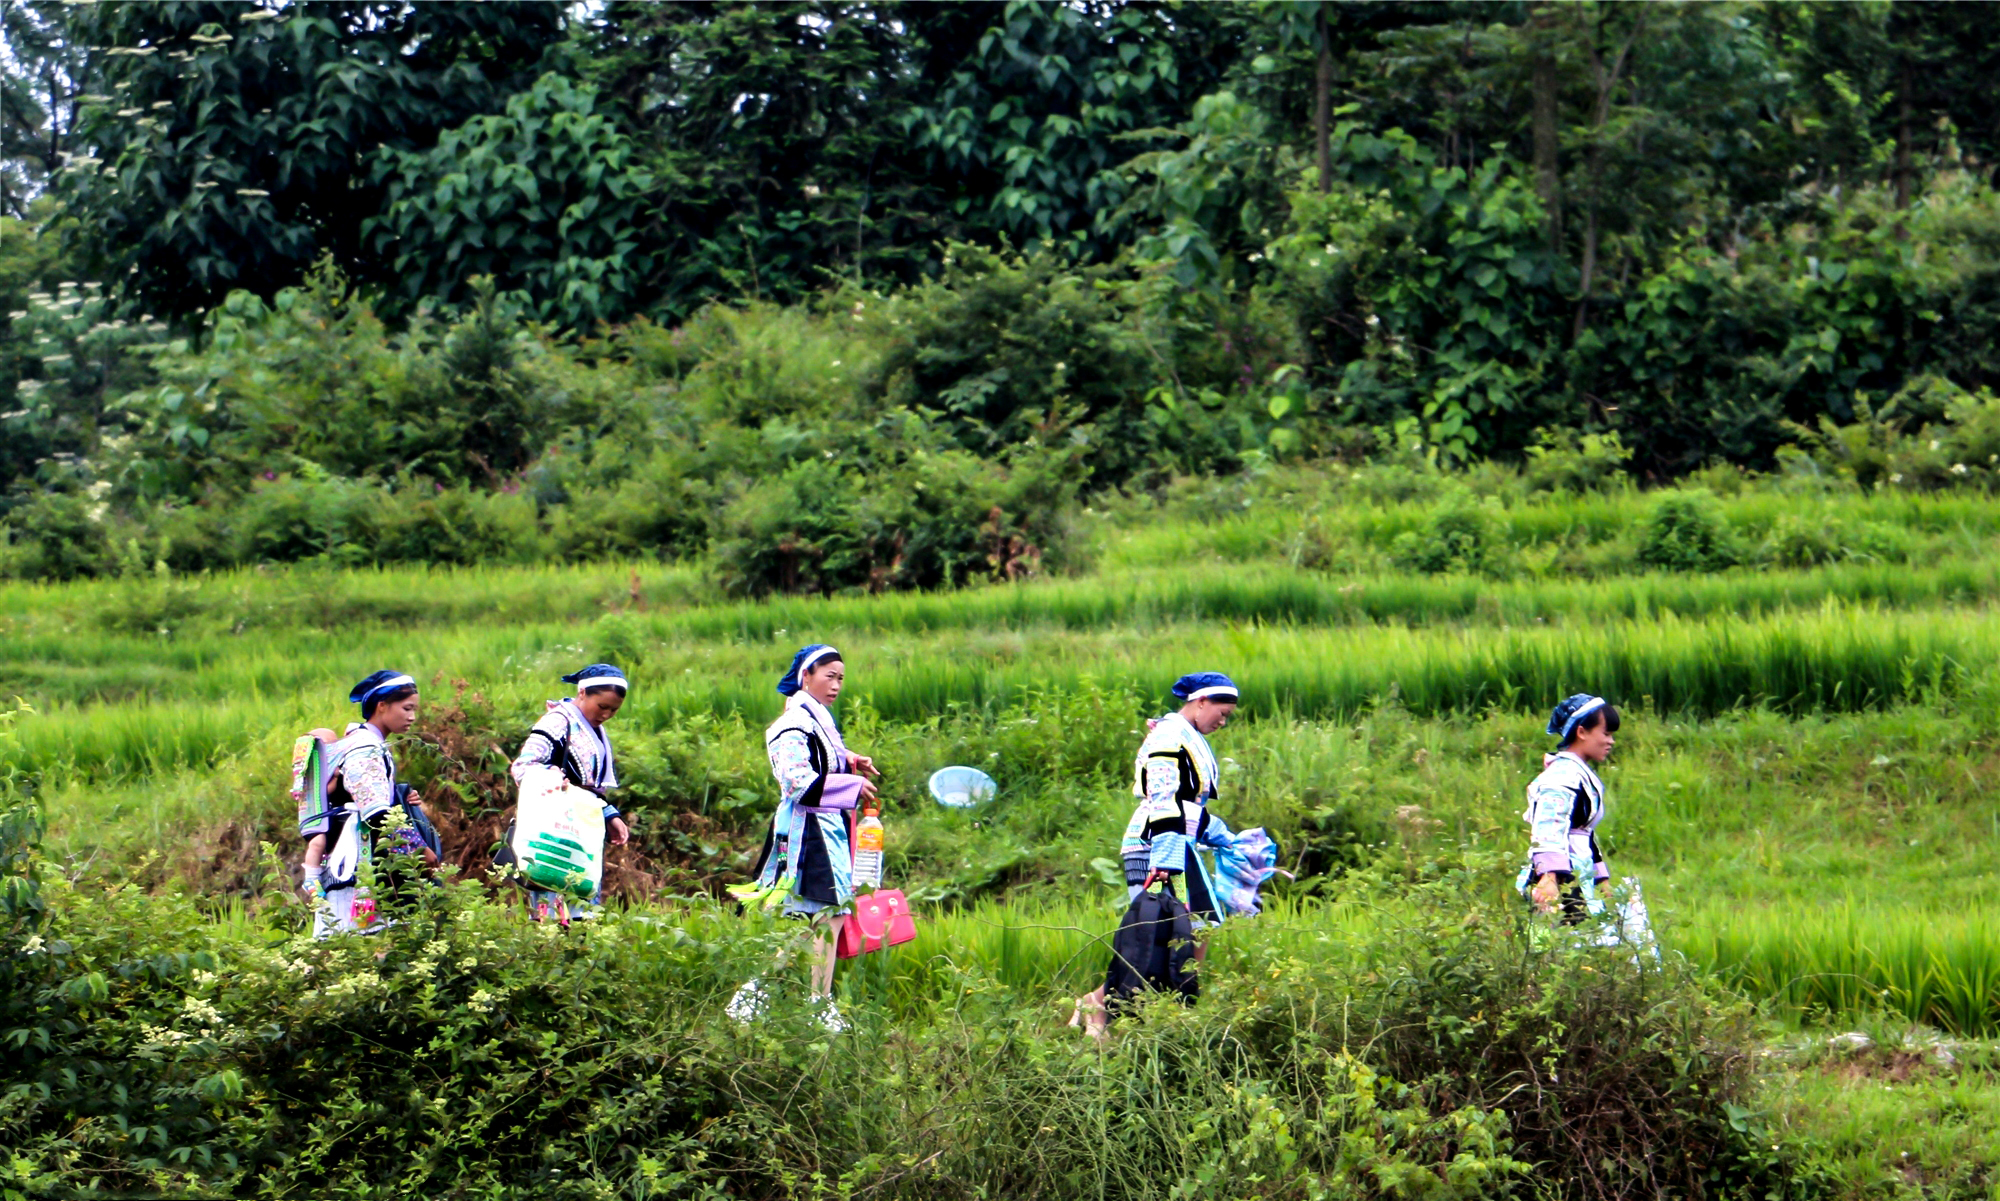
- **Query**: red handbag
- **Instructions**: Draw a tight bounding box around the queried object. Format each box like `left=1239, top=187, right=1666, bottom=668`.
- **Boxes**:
left=837, top=889, right=917, bottom=959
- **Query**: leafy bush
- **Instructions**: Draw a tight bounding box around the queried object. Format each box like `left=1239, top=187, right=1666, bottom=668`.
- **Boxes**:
left=111, top=268, right=565, bottom=502
left=869, top=243, right=1167, bottom=487
left=1230, top=863, right=1805, bottom=1200
left=1757, top=513, right=1844, bottom=569
left=1638, top=490, right=1739, bottom=572
left=546, top=451, right=715, bottom=563
left=1342, top=446, right=1449, bottom=505
left=1749, top=513, right=1911, bottom=570
left=0, top=790, right=1817, bottom=1200
left=714, top=437, right=1081, bottom=597
left=1522, top=426, right=1632, bottom=494
left=220, top=475, right=377, bottom=566
left=0, top=488, right=112, bottom=580
left=371, top=486, right=548, bottom=566
left=1389, top=495, right=1505, bottom=575
left=659, top=299, right=869, bottom=427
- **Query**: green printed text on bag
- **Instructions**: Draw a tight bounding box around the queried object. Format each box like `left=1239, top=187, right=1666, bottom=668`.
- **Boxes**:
left=511, top=766, right=604, bottom=900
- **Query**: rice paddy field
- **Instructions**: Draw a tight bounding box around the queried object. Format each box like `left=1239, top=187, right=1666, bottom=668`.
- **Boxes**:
left=7, top=482, right=2000, bottom=1195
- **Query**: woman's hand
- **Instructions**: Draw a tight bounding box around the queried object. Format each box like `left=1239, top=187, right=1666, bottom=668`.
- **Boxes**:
left=608, top=816, right=631, bottom=847
left=857, top=775, right=880, bottom=805
left=848, top=753, right=880, bottom=779
left=1529, top=872, right=1560, bottom=912
left=1142, top=868, right=1172, bottom=891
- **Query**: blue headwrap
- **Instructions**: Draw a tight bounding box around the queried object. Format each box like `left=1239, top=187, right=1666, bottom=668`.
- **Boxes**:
left=349, top=669, right=417, bottom=710
left=777, top=644, right=841, bottom=696
left=562, top=663, right=630, bottom=693
left=1172, top=671, right=1239, bottom=702
left=1548, top=694, right=1608, bottom=744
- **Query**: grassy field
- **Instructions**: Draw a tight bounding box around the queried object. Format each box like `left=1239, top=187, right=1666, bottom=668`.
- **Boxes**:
left=7, top=483, right=2000, bottom=1196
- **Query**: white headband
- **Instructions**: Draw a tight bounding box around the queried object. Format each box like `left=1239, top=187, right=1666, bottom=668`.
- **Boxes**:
left=366, top=674, right=416, bottom=697
left=1559, top=696, right=1607, bottom=741
left=1187, top=685, right=1238, bottom=701
left=798, top=646, right=841, bottom=679
left=576, top=674, right=630, bottom=693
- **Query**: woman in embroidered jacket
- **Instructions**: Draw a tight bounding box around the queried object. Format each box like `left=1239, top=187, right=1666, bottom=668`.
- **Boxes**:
left=297, top=670, right=424, bottom=938
left=1521, top=693, right=1621, bottom=922
left=1123, top=671, right=1280, bottom=919
left=509, top=663, right=633, bottom=924
left=1077, top=672, right=1282, bottom=1034
left=740, top=644, right=879, bottom=1023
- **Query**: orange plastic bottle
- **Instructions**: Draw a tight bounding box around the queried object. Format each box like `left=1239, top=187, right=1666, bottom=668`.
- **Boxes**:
left=852, top=806, right=884, bottom=889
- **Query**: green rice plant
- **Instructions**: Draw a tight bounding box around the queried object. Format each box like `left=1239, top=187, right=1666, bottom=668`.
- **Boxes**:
left=1098, top=486, right=2000, bottom=570
left=24, top=556, right=2000, bottom=708
left=870, top=896, right=1124, bottom=1012
left=1677, top=902, right=2000, bottom=1034
left=13, top=598, right=2000, bottom=786
left=0, top=560, right=710, bottom=642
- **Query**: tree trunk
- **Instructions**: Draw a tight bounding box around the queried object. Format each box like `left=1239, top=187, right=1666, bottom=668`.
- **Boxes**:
left=1895, top=61, right=1914, bottom=209
left=1572, top=7, right=1644, bottom=342
left=1315, top=6, right=1334, bottom=194
left=1573, top=204, right=1599, bottom=342
left=1530, top=15, right=1562, bottom=252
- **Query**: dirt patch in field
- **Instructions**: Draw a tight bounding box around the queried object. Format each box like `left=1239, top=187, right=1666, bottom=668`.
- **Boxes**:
left=1827, top=1048, right=1935, bottom=1083
left=405, top=683, right=751, bottom=901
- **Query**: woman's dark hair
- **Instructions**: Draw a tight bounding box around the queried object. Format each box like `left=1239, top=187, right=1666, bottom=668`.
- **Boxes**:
left=582, top=683, right=628, bottom=698
left=1567, top=703, right=1620, bottom=743
left=362, top=685, right=418, bottom=720
left=804, top=653, right=843, bottom=675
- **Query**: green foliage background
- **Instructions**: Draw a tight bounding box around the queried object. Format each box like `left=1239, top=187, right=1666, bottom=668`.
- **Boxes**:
left=10, top=0, right=2000, bottom=581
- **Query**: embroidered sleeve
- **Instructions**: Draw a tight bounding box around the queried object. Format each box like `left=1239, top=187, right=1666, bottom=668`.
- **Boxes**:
left=1143, top=753, right=1188, bottom=873
left=1197, top=810, right=1236, bottom=850
left=1527, top=767, right=1579, bottom=876
left=342, top=745, right=395, bottom=824
left=769, top=729, right=819, bottom=807
left=510, top=712, right=568, bottom=786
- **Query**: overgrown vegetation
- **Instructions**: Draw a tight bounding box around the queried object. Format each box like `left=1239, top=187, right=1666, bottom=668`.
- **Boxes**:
left=8, top=479, right=2000, bottom=1195
left=14, top=254, right=2000, bottom=589
left=13, top=4, right=2000, bottom=582
left=2, top=777, right=1805, bottom=1199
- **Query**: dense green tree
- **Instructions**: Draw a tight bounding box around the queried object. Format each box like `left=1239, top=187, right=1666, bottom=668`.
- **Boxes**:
left=0, top=2, right=83, bottom=219
left=578, top=1, right=1244, bottom=316
left=1773, top=2, right=2000, bottom=203
left=581, top=1, right=939, bottom=314
left=53, top=0, right=565, bottom=323
left=366, top=76, right=658, bottom=330
left=899, top=0, right=1242, bottom=259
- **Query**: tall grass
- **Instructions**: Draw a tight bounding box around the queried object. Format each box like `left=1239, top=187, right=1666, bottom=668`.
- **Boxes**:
left=1101, top=487, right=2000, bottom=568
left=11, top=600, right=1997, bottom=784
left=16, top=558, right=2000, bottom=667
left=639, top=601, right=1989, bottom=729
left=0, top=561, right=709, bottom=639
left=840, top=890, right=2000, bottom=1037
left=667, top=558, right=2000, bottom=642
left=11, top=500, right=2000, bottom=1049
left=1676, top=902, right=2000, bottom=1034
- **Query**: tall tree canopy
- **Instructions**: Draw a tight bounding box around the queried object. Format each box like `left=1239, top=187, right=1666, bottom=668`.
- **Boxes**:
left=51, top=1, right=566, bottom=322
left=8, top=0, right=2000, bottom=478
